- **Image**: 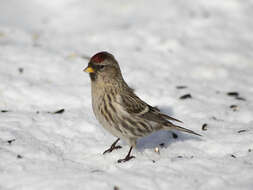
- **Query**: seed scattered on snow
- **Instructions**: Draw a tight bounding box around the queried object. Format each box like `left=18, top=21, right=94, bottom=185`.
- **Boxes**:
left=180, top=94, right=192, bottom=99
left=52, top=109, right=65, bottom=114
left=237, top=129, right=247, bottom=133
left=230, top=105, right=239, bottom=111
left=159, top=143, right=165, bottom=147
left=7, top=139, right=16, bottom=144
left=235, top=97, right=246, bottom=101
left=18, top=68, right=24, bottom=74
left=176, top=85, right=187, bottom=89
left=211, top=116, right=224, bottom=121
left=172, top=132, right=178, bottom=139
left=17, top=155, right=23, bottom=159
left=1, top=110, right=9, bottom=113
left=227, top=92, right=239, bottom=97
left=202, top=123, right=208, bottom=131
left=226, top=92, right=246, bottom=101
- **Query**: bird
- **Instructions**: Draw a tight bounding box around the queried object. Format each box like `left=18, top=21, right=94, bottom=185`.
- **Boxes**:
left=84, top=51, right=201, bottom=163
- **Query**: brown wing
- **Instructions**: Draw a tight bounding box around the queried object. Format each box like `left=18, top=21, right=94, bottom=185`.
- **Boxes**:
left=120, top=93, right=148, bottom=114
left=120, top=92, right=182, bottom=123
left=119, top=92, right=202, bottom=136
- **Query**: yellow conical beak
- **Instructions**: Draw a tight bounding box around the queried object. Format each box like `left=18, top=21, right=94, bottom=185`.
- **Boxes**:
left=83, top=66, right=95, bottom=73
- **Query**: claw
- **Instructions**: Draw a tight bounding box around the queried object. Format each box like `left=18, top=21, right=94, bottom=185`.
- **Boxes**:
left=103, top=145, right=122, bottom=154
left=102, top=138, right=121, bottom=154
left=117, top=155, right=135, bottom=163
left=117, top=146, right=135, bottom=163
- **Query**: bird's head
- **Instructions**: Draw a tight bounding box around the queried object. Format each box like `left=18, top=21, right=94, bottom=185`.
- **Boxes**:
left=84, top=52, right=123, bottom=83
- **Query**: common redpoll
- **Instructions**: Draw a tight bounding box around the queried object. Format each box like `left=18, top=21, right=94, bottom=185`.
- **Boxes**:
left=84, top=52, right=201, bottom=163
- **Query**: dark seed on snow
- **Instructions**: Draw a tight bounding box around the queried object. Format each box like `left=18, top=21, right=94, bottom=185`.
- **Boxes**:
left=230, top=105, right=238, bottom=111
left=7, top=139, right=16, bottom=144
left=231, top=154, right=236, bottom=158
left=180, top=94, right=192, bottom=99
left=53, top=109, right=65, bottom=114
left=159, top=143, right=165, bottom=147
left=202, top=123, right=208, bottom=131
left=17, top=155, right=23, bottom=159
left=211, top=116, right=224, bottom=121
left=1, top=110, right=9, bottom=113
left=235, top=97, right=246, bottom=101
left=237, top=130, right=247, bottom=133
left=18, top=68, right=24, bottom=74
left=90, top=169, right=102, bottom=173
left=172, top=132, right=178, bottom=139
left=226, top=92, right=246, bottom=101
left=176, top=86, right=187, bottom=89
left=227, top=92, right=239, bottom=97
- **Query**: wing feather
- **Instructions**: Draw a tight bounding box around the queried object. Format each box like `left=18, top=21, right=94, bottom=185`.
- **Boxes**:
left=118, top=92, right=182, bottom=123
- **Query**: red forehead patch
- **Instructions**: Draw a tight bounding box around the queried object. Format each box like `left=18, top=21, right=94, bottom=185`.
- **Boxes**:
left=90, top=52, right=108, bottom=63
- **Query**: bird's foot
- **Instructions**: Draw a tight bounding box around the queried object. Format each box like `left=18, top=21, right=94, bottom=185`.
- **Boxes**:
left=117, top=155, right=135, bottom=163
left=103, top=145, right=122, bottom=155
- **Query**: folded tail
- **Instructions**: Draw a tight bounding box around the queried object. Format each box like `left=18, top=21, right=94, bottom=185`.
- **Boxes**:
left=164, top=122, right=201, bottom=136
left=160, top=113, right=183, bottom=123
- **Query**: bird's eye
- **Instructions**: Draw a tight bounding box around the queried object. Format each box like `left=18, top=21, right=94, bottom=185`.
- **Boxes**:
left=98, top=65, right=105, bottom=70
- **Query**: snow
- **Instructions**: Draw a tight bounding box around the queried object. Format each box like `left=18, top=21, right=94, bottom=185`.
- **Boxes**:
left=0, top=0, right=253, bottom=189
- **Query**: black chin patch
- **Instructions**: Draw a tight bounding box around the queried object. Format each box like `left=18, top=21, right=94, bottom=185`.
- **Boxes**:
left=89, top=73, right=96, bottom=81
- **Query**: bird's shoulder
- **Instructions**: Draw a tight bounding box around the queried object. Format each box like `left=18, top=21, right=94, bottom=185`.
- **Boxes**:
left=115, top=89, right=182, bottom=123
left=116, top=90, right=151, bottom=116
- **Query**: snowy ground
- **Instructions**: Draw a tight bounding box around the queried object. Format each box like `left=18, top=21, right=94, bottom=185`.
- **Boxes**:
left=0, top=0, right=253, bottom=189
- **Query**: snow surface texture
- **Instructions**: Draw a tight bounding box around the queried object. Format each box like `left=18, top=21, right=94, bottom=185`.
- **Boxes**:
left=0, top=0, right=253, bottom=189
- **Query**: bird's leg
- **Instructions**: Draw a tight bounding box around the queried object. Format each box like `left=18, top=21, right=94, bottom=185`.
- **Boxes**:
left=117, top=146, right=135, bottom=163
left=103, top=138, right=122, bottom=154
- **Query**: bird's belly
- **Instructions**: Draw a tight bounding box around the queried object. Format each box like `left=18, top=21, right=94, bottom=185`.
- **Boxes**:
left=92, top=99, right=123, bottom=138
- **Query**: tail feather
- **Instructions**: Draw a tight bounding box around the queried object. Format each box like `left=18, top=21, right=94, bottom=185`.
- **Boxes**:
left=150, top=106, right=183, bottom=123
left=164, top=122, right=201, bottom=136
left=160, top=113, right=183, bottom=123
